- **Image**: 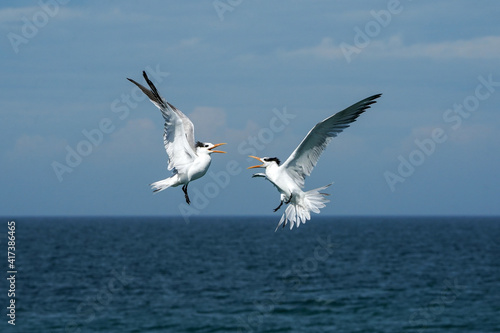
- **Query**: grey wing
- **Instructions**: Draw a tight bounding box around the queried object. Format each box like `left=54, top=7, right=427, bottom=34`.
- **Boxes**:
left=165, top=101, right=196, bottom=150
left=282, top=94, right=382, bottom=188
left=128, top=72, right=197, bottom=173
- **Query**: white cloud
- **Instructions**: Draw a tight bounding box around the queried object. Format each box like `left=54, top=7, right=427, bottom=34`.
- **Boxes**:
left=447, top=124, right=495, bottom=144
left=370, top=35, right=500, bottom=59
left=6, top=134, right=68, bottom=162
left=159, top=37, right=203, bottom=53
left=0, top=5, right=84, bottom=24
left=281, top=35, right=500, bottom=61
left=179, top=37, right=201, bottom=48
left=0, top=7, right=39, bottom=22
left=106, top=118, right=158, bottom=155
left=187, top=107, right=227, bottom=140
left=396, top=122, right=496, bottom=156
left=187, top=106, right=262, bottom=148
left=282, top=37, right=345, bottom=60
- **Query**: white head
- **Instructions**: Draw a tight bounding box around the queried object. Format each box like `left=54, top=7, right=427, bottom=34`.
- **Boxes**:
left=195, top=141, right=227, bottom=155
left=247, top=156, right=281, bottom=169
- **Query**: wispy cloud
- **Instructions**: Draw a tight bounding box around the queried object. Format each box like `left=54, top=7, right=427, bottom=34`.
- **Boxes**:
left=371, top=35, right=500, bottom=59
left=6, top=134, right=68, bottom=162
left=0, top=6, right=39, bottom=22
left=164, top=37, right=202, bottom=52
left=446, top=124, right=496, bottom=144
left=281, top=35, right=500, bottom=61
left=282, top=37, right=344, bottom=60
left=0, top=5, right=84, bottom=24
left=187, top=106, right=262, bottom=149
left=187, top=107, right=227, bottom=140
left=105, top=118, right=158, bottom=156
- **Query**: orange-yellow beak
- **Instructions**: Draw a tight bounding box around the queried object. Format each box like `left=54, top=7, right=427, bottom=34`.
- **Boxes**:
left=247, top=155, right=264, bottom=169
left=208, top=143, right=227, bottom=154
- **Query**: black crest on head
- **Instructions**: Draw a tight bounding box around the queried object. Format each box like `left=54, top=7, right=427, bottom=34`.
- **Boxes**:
left=265, top=157, right=281, bottom=165
left=195, top=141, right=205, bottom=148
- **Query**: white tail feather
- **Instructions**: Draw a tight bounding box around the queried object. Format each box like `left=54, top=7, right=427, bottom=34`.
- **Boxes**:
left=150, top=176, right=178, bottom=193
left=276, top=183, right=332, bottom=231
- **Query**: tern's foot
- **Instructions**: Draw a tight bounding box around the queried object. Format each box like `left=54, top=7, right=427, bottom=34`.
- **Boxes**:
left=285, top=195, right=293, bottom=204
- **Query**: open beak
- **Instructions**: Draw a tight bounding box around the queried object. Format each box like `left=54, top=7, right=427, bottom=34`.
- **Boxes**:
left=208, top=143, right=227, bottom=154
left=247, top=155, right=264, bottom=169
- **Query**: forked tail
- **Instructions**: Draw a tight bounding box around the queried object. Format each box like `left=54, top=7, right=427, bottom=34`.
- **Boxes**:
left=276, top=183, right=332, bottom=231
left=150, top=176, right=177, bottom=193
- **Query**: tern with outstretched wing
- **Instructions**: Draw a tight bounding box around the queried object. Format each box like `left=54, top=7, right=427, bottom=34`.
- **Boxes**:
left=248, top=94, right=382, bottom=230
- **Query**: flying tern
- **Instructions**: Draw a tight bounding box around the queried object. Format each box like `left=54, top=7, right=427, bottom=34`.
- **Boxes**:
left=248, top=94, right=381, bottom=230
left=128, top=71, right=226, bottom=204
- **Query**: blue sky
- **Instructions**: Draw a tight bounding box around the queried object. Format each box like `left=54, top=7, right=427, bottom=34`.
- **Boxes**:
left=1, top=0, right=499, bottom=217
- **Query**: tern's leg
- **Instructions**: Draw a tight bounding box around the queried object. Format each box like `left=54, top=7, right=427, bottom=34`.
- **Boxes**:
left=273, top=200, right=284, bottom=212
left=281, top=195, right=293, bottom=229
left=273, top=193, right=287, bottom=212
left=182, top=184, right=190, bottom=205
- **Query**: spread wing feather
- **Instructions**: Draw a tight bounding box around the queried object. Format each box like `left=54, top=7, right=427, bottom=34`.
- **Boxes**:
left=282, top=94, right=381, bottom=188
left=127, top=71, right=197, bottom=174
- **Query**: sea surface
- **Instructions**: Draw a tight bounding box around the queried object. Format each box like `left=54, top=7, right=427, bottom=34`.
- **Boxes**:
left=1, top=216, right=499, bottom=333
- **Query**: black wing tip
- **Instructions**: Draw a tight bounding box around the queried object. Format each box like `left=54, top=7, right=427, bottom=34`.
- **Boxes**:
left=139, top=70, right=165, bottom=105
left=366, top=93, right=382, bottom=102
left=126, top=71, right=149, bottom=82
left=360, top=93, right=383, bottom=109
left=126, top=71, right=153, bottom=88
left=142, top=71, right=154, bottom=87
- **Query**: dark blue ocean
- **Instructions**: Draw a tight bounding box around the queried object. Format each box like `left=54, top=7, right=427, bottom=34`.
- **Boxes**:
left=1, top=216, right=499, bottom=332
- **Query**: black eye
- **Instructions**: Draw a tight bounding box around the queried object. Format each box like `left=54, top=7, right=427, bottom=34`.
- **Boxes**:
left=205, top=145, right=209, bottom=147
left=263, top=158, right=268, bottom=162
